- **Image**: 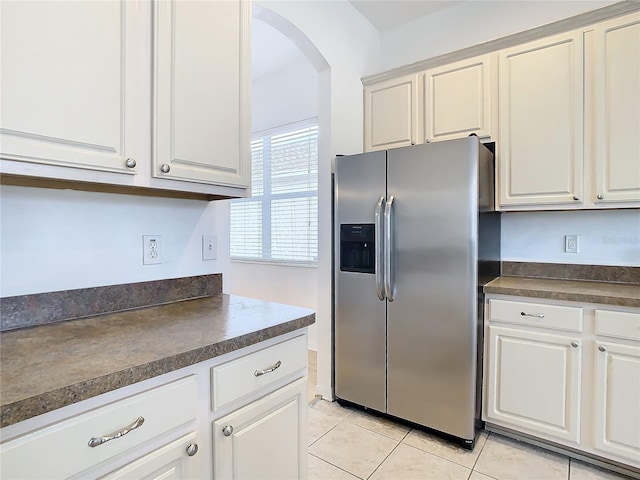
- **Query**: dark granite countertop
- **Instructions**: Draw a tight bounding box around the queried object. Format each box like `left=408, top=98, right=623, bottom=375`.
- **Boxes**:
left=0, top=294, right=315, bottom=428
left=484, top=276, right=640, bottom=308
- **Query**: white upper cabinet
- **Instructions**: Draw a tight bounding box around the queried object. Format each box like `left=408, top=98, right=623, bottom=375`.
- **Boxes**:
left=422, top=54, right=494, bottom=143
left=592, top=13, right=640, bottom=204
left=364, top=74, right=419, bottom=152
left=0, top=0, right=251, bottom=198
left=154, top=0, right=251, bottom=188
left=0, top=1, right=145, bottom=174
left=362, top=12, right=639, bottom=211
left=498, top=31, right=584, bottom=208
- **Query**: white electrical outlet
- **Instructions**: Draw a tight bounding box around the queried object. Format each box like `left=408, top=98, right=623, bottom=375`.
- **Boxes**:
left=202, top=234, right=217, bottom=260
left=143, top=235, right=162, bottom=265
left=565, top=235, right=579, bottom=253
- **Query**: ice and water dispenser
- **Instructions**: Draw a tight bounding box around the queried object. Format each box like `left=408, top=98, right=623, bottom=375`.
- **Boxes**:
left=340, top=224, right=375, bottom=274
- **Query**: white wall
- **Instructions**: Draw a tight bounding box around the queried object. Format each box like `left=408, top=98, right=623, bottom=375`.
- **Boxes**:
left=231, top=262, right=318, bottom=342
left=0, top=185, right=231, bottom=297
left=379, top=0, right=618, bottom=71
left=252, top=56, right=318, bottom=133
left=232, top=34, right=320, bottom=349
left=502, top=209, right=640, bottom=266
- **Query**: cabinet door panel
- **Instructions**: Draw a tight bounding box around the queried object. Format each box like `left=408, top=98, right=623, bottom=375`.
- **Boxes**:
left=485, top=326, right=581, bottom=444
left=154, top=0, right=250, bottom=187
left=100, top=432, right=200, bottom=480
left=593, top=341, right=640, bottom=465
left=364, top=75, right=419, bottom=151
left=213, top=379, right=306, bottom=480
left=498, top=32, right=583, bottom=207
left=594, top=14, right=640, bottom=204
left=423, top=55, right=493, bottom=142
left=0, top=0, right=142, bottom=173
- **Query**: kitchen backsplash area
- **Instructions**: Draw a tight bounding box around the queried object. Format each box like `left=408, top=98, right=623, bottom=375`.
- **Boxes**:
left=501, top=209, right=640, bottom=266
left=0, top=185, right=231, bottom=298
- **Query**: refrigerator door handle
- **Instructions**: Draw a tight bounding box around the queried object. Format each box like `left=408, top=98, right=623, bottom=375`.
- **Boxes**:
left=384, top=195, right=395, bottom=302
left=374, top=195, right=386, bottom=301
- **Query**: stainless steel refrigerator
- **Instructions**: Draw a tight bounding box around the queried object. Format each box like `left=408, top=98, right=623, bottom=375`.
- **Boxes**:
left=333, top=136, right=500, bottom=448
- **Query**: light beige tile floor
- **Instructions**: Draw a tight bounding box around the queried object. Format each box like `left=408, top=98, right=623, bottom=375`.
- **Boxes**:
left=306, top=352, right=633, bottom=480
left=307, top=399, right=635, bottom=480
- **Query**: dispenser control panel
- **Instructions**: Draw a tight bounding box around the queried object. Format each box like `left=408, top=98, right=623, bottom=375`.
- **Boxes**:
left=340, top=224, right=375, bottom=274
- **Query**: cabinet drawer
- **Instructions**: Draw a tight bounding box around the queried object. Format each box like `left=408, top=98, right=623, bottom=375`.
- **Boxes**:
left=212, top=335, right=307, bottom=411
left=0, top=376, right=197, bottom=480
left=596, top=310, right=640, bottom=341
left=488, top=299, right=583, bottom=332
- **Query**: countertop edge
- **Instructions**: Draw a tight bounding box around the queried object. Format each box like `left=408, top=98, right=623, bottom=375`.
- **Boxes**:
left=0, top=313, right=315, bottom=428
left=483, top=285, right=639, bottom=308
left=484, top=277, right=640, bottom=308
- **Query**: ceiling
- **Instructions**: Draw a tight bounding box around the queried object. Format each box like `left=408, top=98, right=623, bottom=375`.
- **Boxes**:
left=349, top=0, right=465, bottom=31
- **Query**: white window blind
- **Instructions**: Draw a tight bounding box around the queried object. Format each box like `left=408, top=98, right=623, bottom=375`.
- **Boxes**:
left=230, top=119, right=318, bottom=264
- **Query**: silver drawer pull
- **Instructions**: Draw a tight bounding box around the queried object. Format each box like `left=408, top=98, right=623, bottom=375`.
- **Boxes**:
left=88, top=416, right=145, bottom=448
left=254, top=360, right=282, bottom=377
left=521, top=312, right=545, bottom=318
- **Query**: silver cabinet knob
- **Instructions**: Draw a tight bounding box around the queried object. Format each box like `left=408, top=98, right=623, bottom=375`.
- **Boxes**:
left=597, top=194, right=604, bottom=200
left=573, top=195, right=580, bottom=201
left=160, top=163, right=171, bottom=173
left=570, top=341, right=579, bottom=348
left=222, top=425, right=234, bottom=437
left=186, top=443, right=198, bottom=456
left=125, top=158, right=136, bottom=169
left=598, top=345, right=607, bottom=352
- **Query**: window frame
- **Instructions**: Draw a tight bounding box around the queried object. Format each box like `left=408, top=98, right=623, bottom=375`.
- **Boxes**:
left=230, top=117, right=318, bottom=267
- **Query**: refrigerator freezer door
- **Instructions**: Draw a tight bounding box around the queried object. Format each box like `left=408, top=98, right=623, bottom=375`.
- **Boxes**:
left=334, top=150, right=388, bottom=412
left=386, top=138, right=479, bottom=441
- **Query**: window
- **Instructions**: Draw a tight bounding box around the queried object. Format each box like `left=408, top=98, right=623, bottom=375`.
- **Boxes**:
left=230, top=119, right=318, bottom=264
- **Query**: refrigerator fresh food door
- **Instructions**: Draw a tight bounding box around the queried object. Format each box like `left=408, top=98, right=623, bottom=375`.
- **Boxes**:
left=386, top=137, right=479, bottom=441
left=334, top=150, right=388, bottom=412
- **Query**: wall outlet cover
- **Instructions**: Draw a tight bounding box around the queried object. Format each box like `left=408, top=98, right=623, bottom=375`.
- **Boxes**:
left=143, top=235, right=162, bottom=265
left=565, top=234, right=579, bottom=253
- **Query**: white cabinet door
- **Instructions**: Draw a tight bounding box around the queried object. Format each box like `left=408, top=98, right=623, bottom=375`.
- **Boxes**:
left=593, top=13, right=640, bottom=205
left=593, top=341, right=640, bottom=465
left=498, top=31, right=584, bottom=207
left=485, top=325, right=582, bottom=444
left=213, top=378, right=307, bottom=480
left=154, top=0, right=250, bottom=188
left=364, top=74, right=419, bottom=152
left=100, top=432, right=201, bottom=480
left=422, top=54, right=494, bottom=142
left=0, top=0, right=145, bottom=174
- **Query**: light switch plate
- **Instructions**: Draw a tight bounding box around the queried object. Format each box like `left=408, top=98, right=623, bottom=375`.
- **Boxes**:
left=203, top=235, right=217, bottom=260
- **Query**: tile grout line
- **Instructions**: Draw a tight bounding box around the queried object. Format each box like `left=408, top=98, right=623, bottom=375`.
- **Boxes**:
left=307, top=403, right=355, bottom=448
left=364, top=438, right=404, bottom=480
left=308, top=452, right=365, bottom=480
left=470, top=430, right=492, bottom=475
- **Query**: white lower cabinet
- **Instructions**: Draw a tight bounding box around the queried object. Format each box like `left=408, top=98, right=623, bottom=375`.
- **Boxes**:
left=100, top=432, right=200, bottom=480
left=484, top=297, right=640, bottom=471
left=213, top=378, right=307, bottom=480
left=0, top=331, right=309, bottom=480
left=485, top=325, right=581, bottom=444
left=0, top=376, right=199, bottom=480
left=592, top=310, right=640, bottom=464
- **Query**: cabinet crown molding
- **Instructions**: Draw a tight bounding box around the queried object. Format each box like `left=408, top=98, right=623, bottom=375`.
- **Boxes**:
left=362, top=1, right=640, bottom=86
